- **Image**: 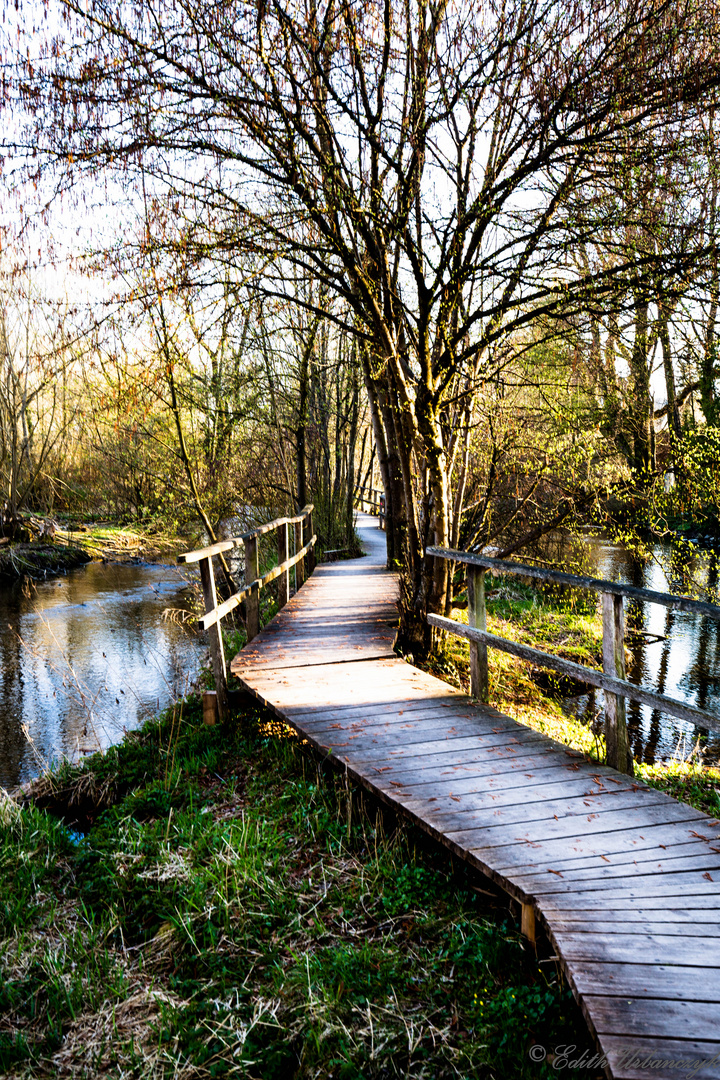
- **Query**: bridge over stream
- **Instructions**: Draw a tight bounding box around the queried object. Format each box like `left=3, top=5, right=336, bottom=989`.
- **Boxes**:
left=184, top=510, right=720, bottom=1079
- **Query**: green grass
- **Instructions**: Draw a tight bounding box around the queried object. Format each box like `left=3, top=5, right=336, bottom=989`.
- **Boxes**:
left=1, top=698, right=598, bottom=1078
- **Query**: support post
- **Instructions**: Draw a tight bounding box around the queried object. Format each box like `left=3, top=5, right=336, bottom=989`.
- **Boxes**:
left=202, top=691, right=218, bottom=726
left=245, top=534, right=260, bottom=641
left=306, top=508, right=316, bottom=575
left=602, top=591, right=632, bottom=774
left=467, top=566, right=488, bottom=702
left=199, top=556, right=227, bottom=719
left=294, top=519, right=305, bottom=590
left=277, top=522, right=289, bottom=609
left=521, top=902, right=536, bottom=945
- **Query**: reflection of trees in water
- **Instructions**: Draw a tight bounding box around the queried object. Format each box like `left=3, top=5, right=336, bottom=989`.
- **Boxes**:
left=552, top=537, right=720, bottom=765
left=0, top=568, right=201, bottom=788
left=624, top=557, right=653, bottom=764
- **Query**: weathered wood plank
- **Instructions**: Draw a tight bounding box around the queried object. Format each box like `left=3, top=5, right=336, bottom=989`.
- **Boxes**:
left=590, top=996, right=720, bottom=1040
left=601, top=1036, right=720, bottom=1080
left=570, top=963, right=720, bottom=1000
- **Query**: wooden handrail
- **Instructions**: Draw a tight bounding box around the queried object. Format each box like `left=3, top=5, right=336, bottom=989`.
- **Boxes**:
left=426, top=545, right=720, bottom=620
left=355, top=484, right=386, bottom=530
left=427, top=545, right=720, bottom=775
left=428, top=614, right=720, bottom=734
left=178, top=505, right=316, bottom=719
left=199, top=535, right=316, bottom=630
left=177, top=539, right=239, bottom=564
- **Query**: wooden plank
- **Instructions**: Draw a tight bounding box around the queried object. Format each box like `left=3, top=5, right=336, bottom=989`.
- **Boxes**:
left=511, top=852, right=720, bottom=889
left=548, top=918, right=720, bottom=937
left=471, top=819, right=716, bottom=873
left=539, top=888, right=720, bottom=913
left=589, top=996, right=720, bottom=1040
left=570, top=963, right=720, bottom=1000
left=553, top=931, right=720, bottom=966
left=245, top=533, right=260, bottom=641
left=506, top=837, right=719, bottom=876
left=444, top=802, right=706, bottom=851
left=600, top=1036, right=720, bottom=1080
left=551, top=906, right=720, bottom=929
left=403, top=787, right=672, bottom=832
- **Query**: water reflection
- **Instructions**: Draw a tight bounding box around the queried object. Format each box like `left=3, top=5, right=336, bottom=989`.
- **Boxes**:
left=561, top=537, right=720, bottom=765
left=0, top=562, right=202, bottom=789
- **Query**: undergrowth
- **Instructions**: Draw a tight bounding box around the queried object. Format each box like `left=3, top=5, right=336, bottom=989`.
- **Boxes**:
left=1, top=698, right=597, bottom=1078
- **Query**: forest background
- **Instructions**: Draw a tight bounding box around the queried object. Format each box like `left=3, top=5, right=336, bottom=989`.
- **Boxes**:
left=2, top=0, right=720, bottom=656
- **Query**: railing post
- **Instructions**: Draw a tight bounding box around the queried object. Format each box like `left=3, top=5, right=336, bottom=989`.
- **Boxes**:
left=199, top=555, right=227, bottom=719
left=277, top=521, right=289, bottom=609
left=245, top=534, right=260, bottom=641
left=467, top=566, right=488, bottom=702
left=294, top=518, right=305, bottom=589
left=602, top=591, right=632, bottom=774
left=306, top=508, right=316, bottom=575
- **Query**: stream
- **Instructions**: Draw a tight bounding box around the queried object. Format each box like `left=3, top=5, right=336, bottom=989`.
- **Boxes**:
left=0, top=560, right=202, bottom=791
left=561, top=536, right=720, bottom=766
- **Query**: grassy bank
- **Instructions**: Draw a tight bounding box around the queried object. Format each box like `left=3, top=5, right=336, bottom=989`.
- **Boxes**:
left=0, top=518, right=181, bottom=582
left=0, top=543, right=91, bottom=581
left=422, top=573, right=720, bottom=817
left=2, top=697, right=598, bottom=1079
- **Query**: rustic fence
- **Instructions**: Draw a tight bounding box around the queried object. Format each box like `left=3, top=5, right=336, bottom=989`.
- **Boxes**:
left=427, top=545, right=720, bottom=774
left=179, top=505, right=316, bottom=720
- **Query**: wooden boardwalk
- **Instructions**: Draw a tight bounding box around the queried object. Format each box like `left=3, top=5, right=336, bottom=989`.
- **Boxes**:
left=231, top=514, right=720, bottom=1079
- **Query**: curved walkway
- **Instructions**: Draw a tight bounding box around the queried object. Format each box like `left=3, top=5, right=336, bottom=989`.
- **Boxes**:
left=231, top=514, right=720, bottom=1079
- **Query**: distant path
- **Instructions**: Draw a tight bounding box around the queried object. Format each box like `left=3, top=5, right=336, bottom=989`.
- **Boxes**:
left=232, top=513, right=720, bottom=1079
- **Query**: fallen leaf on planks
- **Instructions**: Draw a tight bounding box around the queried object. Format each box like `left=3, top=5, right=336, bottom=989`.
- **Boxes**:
left=704, top=872, right=714, bottom=881
left=547, top=868, right=564, bottom=877
left=690, top=830, right=709, bottom=840
left=373, top=766, right=392, bottom=773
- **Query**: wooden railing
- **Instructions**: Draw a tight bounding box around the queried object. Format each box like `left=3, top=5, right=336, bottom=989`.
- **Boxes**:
left=356, top=484, right=386, bottom=530
left=426, top=545, right=720, bottom=774
left=179, top=505, right=316, bottom=720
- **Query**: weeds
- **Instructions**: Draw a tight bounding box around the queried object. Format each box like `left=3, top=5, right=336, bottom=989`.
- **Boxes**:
left=2, top=698, right=598, bottom=1078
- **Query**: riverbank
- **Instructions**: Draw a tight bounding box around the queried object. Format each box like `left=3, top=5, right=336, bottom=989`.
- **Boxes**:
left=2, top=695, right=598, bottom=1079
left=0, top=519, right=182, bottom=583
left=0, top=542, right=91, bottom=580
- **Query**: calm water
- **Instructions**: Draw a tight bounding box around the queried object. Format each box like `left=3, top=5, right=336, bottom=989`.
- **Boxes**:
left=561, top=537, right=720, bottom=766
left=0, top=561, right=202, bottom=790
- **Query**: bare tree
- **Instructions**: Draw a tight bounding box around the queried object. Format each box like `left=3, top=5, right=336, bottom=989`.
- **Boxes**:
left=5, top=0, right=720, bottom=650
